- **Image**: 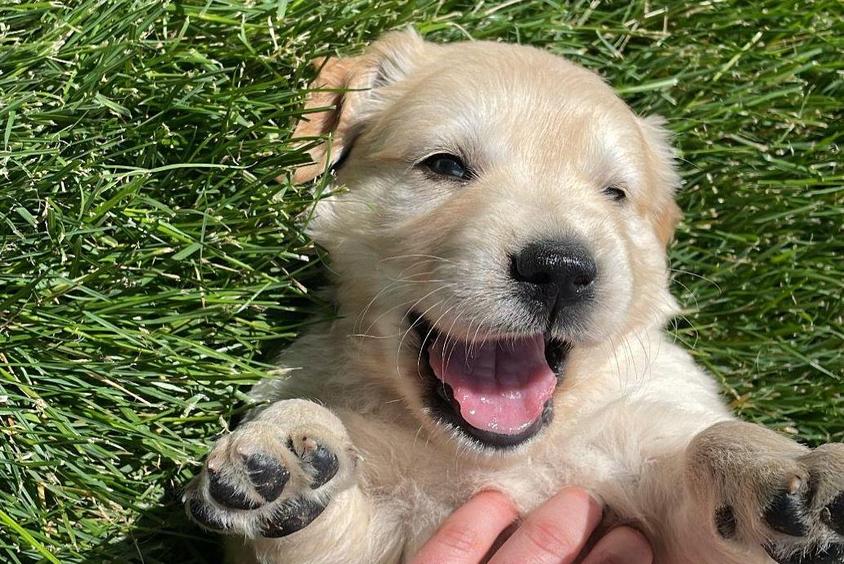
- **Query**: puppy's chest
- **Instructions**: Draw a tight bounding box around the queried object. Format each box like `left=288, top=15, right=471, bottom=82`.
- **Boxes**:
left=362, top=441, right=578, bottom=515
left=364, top=448, right=594, bottom=554
left=341, top=410, right=616, bottom=514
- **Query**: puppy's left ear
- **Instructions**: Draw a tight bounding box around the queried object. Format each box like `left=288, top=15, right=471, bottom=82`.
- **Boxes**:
left=290, top=29, right=427, bottom=184
left=638, top=115, right=683, bottom=247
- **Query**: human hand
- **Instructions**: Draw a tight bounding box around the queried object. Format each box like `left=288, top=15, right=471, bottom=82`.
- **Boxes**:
left=411, top=488, right=653, bottom=564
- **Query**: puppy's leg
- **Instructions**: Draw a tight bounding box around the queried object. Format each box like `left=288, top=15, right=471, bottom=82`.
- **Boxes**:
left=580, top=404, right=842, bottom=563
left=685, top=421, right=844, bottom=564
left=184, top=399, right=394, bottom=563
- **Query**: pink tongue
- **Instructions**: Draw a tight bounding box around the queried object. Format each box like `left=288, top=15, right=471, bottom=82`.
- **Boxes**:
left=427, top=334, right=556, bottom=436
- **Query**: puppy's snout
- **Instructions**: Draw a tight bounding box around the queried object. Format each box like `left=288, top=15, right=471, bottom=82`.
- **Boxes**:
left=511, top=240, right=596, bottom=315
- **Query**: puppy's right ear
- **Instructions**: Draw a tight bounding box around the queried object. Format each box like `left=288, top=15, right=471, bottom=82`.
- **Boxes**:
left=637, top=115, right=683, bottom=248
left=290, top=29, right=426, bottom=184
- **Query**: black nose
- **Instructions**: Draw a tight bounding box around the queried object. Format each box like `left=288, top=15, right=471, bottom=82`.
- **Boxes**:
left=511, top=240, right=597, bottom=313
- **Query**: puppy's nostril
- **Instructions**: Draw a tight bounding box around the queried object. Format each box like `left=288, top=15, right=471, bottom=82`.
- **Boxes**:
left=531, top=273, right=553, bottom=284
left=572, top=274, right=593, bottom=288
left=511, top=254, right=551, bottom=285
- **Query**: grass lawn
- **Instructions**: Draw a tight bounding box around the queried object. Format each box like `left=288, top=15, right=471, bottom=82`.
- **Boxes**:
left=0, top=0, right=841, bottom=562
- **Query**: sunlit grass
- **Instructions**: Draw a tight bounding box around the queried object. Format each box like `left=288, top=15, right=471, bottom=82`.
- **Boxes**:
left=0, top=1, right=841, bottom=561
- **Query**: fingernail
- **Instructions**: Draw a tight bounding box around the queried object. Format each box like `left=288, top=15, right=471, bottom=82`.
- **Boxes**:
left=558, top=486, right=603, bottom=513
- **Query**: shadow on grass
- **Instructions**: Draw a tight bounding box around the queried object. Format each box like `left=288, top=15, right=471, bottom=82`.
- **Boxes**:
left=80, top=486, right=221, bottom=564
left=79, top=277, right=335, bottom=563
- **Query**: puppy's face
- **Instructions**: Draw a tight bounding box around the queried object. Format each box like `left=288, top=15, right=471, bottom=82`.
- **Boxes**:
left=294, top=31, right=681, bottom=451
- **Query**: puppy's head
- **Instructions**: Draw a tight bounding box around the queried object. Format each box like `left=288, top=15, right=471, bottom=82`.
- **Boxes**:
left=292, top=30, right=681, bottom=451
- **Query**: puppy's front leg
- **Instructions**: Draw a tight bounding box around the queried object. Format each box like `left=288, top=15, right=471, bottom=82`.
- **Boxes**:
left=584, top=404, right=843, bottom=563
left=683, top=421, right=844, bottom=564
left=184, top=399, right=395, bottom=563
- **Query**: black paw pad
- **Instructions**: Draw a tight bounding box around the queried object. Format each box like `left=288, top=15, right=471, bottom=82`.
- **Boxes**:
left=302, top=444, right=339, bottom=489
left=715, top=505, right=737, bottom=539
left=772, top=543, right=844, bottom=564
left=823, top=492, right=844, bottom=535
left=208, top=468, right=260, bottom=510
left=288, top=437, right=339, bottom=489
left=765, top=489, right=810, bottom=537
left=189, top=499, right=228, bottom=531
left=261, top=497, right=327, bottom=538
left=245, top=453, right=289, bottom=502
left=811, top=544, right=844, bottom=564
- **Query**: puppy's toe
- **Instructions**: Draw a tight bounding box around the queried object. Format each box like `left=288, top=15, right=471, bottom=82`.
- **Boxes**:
left=288, top=435, right=339, bottom=489
left=764, top=477, right=812, bottom=537
left=822, top=493, right=844, bottom=535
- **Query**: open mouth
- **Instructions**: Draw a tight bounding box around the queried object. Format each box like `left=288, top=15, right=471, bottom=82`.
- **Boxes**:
left=409, top=312, right=571, bottom=449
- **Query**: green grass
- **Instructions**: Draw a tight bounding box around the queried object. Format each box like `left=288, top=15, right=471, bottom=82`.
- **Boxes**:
left=0, top=0, right=841, bottom=562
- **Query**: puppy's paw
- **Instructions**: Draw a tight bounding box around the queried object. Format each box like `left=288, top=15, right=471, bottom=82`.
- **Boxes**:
left=183, top=399, right=357, bottom=538
left=688, top=422, right=844, bottom=563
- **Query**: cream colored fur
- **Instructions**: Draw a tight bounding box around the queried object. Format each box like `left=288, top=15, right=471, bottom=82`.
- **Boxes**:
left=184, top=30, right=844, bottom=564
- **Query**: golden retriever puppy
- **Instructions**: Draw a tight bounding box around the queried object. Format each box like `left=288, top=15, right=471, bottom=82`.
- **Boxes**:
left=183, top=30, right=844, bottom=564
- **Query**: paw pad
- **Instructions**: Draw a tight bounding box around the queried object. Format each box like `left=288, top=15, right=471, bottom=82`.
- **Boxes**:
left=261, top=497, right=328, bottom=538
left=302, top=443, right=339, bottom=489
left=715, top=505, right=737, bottom=539
left=764, top=486, right=811, bottom=537
left=772, top=543, right=844, bottom=564
left=244, top=453, right=289, bottom=502
left=189, top=498, right=229, bottom=530
left=287, top=436, right=340, bottom=489
left=208, top=468, right=260, bottom=510
left=822, top=492, right=844, bottom=536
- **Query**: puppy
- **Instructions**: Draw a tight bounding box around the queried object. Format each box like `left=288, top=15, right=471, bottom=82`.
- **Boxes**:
left=183, top=30, right=844, bottom=564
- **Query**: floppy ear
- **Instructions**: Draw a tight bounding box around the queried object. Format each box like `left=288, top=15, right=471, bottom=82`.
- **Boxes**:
left=290, top=29, right=426, bottom=184
left=638, top=115, right=683, bottom=247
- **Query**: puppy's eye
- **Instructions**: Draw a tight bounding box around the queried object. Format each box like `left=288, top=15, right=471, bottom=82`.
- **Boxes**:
left=603, top=185, right=627, bottom=202
left=420, top=153, right=471, bottom=180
